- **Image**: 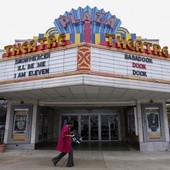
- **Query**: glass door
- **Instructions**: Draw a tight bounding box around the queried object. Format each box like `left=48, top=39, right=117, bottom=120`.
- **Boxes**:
left=61, top=112, right=119, bottom=141
left=90, top=115, right=99, bottom=140
left=101, top=114, right=119, bottom=141
left=101, top=115, right=109, bottom=140
left=80, top=115, right=99, bottom=141
left=60, top=115, right=79, bottom=132
left=70, top=115, right=78, bottom=131
left=81, top=115, right=89, bottom=140
left=110, top=114, right=119, bottom=140
left=38, top=113, right=49, bottom=141
left=60, top=115, right=69, bottom=129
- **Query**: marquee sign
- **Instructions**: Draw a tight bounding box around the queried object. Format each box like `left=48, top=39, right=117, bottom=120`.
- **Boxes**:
left=1, top=45, right=170, bottom=84
left=54, top=6, right=121, bottom=34
left=3, top=34, right=71, bottom=58
left=102, top=34, right=169, bottom=58
left=91, top=47, right=170, bottom=80
left=1, top=6, right=169, bottom=58
left=3, top=33, right=169, bottom=58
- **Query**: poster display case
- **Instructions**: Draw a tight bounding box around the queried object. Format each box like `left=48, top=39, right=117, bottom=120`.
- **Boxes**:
left=142, top=104, right=165, bottom=142
left=12, top=109, right=28, bottom=141
left=145, top=107, right=161, bottom=139
left=8, top=105, right=32, bottom=144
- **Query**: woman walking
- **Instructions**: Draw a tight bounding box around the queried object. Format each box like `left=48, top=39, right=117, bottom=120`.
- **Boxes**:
left=52, top=120, right=74, bottom=167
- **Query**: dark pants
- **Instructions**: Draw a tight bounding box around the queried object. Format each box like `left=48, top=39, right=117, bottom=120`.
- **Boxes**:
left=52, top=150, right=74, bottom=167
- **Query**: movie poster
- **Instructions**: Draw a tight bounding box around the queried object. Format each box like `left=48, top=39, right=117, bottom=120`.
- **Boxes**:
left=12, top=109, right=28, bottom=141
left=145, top=107, right=161, bottom=139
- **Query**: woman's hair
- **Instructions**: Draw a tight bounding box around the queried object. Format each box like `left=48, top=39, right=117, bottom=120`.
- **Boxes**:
left=67, top=120, right=74, bottom=125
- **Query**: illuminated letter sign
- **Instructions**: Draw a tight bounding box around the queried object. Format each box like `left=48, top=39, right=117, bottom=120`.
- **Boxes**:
left=103, top=34, right=169, bottom=58
left=3, top=34, right=70, bottom=58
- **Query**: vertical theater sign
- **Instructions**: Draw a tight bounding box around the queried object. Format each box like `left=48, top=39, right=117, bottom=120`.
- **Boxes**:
left=0, top=6, right=170, bottom=151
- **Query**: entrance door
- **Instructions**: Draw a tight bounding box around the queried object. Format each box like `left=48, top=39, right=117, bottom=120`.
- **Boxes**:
left=110, top=114, right=119, bottom=140
left=60, top=112, right=119, bottom=141
left=80, top=115, right=99, bottom=141
left=60, top=115, right=79, bottom=131
left=90, top=115, right=99, bottom=140
left=101, top=114, right=119, bottom=141
left=81, top=115, right=89, bottom=140
left=101, top=115, right=109, bottom=140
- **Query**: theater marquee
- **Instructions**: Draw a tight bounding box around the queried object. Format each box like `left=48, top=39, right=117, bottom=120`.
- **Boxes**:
left=0, top=6, right=169, bottom=84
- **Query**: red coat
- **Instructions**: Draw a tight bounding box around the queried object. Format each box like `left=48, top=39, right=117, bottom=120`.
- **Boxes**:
left=56, top=125, right=72, bottom=153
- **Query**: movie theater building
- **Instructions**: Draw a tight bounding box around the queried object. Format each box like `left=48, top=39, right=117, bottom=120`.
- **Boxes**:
left=0, top=6, right=170, bottom=151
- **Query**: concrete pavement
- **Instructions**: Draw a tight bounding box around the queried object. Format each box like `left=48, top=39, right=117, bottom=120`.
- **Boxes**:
left=1, top=149, right=170, bottom=170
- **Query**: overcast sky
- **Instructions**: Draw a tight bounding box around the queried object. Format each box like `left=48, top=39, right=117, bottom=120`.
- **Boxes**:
left=0, top=0, right=169, bottom=49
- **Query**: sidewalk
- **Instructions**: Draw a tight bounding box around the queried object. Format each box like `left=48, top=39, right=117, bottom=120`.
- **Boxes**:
left=1, top=149, right=170, bottom=170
